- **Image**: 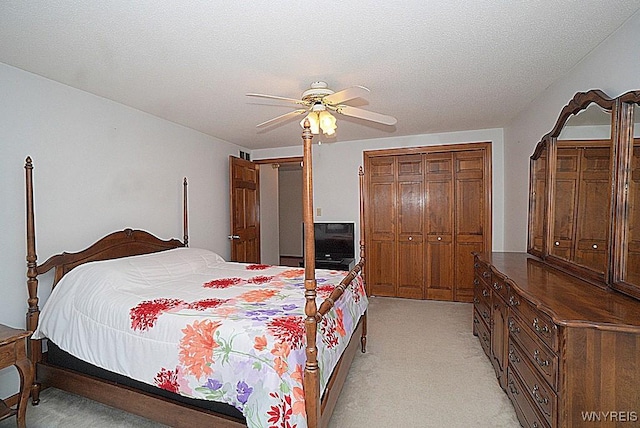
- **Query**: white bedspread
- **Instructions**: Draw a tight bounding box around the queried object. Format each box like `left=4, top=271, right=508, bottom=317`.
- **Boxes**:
left=33, top=247, right=368, bottom=428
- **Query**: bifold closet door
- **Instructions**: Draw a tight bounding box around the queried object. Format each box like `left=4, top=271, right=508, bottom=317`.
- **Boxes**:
left=396, top=155, right=424, bottom=299
left=367, top=156, right=397, bottom=297
left=367, top=154, right=425, bottom=298
left=453, top=150, right=487, bottom=302
left=365, top=143, right=491, bottom=302
left=425, top=153, right=454, bottom=300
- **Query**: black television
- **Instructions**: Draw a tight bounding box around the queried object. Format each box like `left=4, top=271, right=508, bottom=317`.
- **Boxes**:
left=312, top=222, right=355, bottom=261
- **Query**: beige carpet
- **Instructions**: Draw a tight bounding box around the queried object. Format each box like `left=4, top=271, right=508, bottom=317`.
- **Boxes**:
left=0, top=297, right=520, bottom=427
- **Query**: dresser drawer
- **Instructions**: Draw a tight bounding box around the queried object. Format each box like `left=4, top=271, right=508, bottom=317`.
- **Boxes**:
left=506, top=368, right=551, bottom=428
left=0, top=342, right=16, bottom=367
left=508, top=290, right=558, bottom=351
left=491, top=269, right=509, bottom=300
left=473, top=309, right=491, bottom=358
left=508, top=318, right=558, bottom=390
left=475, top=259, right=491, bottom=287
left=508, top=341, right=557, bottom=426
left=474, top=285, right=491, bottom=327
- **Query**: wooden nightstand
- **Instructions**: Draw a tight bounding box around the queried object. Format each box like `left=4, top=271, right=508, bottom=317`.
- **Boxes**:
left=0, top=325, right=33, bottom=428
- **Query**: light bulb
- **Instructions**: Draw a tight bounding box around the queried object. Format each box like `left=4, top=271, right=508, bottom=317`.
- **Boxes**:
left=318, top=111, right=337, bottom=136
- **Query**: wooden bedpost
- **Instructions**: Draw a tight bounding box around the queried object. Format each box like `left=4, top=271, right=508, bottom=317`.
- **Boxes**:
left=24, top=157, right=42, bottom=403
left=358, top=166, right=367, bottom=353
left=183, top=177, right=189, bottom=247
left=301, top=120, right=320, bottom=428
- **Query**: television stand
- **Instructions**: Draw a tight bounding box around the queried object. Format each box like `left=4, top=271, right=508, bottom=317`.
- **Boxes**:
left=314, top=258, right=355, bottom=272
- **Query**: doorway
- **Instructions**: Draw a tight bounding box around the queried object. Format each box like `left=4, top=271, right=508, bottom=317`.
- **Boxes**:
left=257, top=158, right=303, bottom=266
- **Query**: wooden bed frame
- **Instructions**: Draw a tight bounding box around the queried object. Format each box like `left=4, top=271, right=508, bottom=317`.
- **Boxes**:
left=24, top=121, right=367, bottom=428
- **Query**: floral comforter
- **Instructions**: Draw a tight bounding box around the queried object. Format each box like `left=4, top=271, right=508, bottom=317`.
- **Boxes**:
left=33, top=247, right=368, bottom=428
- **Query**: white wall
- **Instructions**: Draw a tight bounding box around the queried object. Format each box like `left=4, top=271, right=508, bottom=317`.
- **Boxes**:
left=278, top=169, right=303, bottom=257
left=502, top=11, right=640, bottom=251
left=0, top=63, right=245, bottom=398
left=253, top=128, right=506, bottom=253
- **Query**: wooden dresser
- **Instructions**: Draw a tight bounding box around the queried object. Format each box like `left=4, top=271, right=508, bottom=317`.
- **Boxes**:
left=474, top=252, right=640, bottom=428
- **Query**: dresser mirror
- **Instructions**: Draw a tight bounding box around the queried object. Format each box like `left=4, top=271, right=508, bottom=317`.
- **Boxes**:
left=550, top=102, right=612, bottom=277
left=529, top=90, right=640, bottom=297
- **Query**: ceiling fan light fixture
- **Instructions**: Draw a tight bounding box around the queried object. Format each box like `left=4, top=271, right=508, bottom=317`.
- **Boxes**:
left=319, top=110, right=337, bottom=136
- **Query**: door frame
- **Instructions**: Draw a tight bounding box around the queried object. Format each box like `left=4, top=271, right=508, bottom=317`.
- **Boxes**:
left=254, top=157, right=303, bottom=265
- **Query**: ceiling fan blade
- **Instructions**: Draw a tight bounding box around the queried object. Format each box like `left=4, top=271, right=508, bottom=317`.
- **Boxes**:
left=323, top=85, right=370, bottom=105
left=246, top=93, right=306, bottom=105
left=256, top=109, right=308, bottom=128
left=335, top=105, right=397, bottom=126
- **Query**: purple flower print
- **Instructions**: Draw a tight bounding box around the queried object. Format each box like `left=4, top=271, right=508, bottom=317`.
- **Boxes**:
left=203, top=378, right=223, bottom=391
left=244, top=308, right=283, bottom=321
left=236, top=381, right=253, bottom=404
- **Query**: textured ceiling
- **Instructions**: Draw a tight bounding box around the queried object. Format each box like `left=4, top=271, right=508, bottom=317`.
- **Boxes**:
left=2, top=1, right=639, bottom=150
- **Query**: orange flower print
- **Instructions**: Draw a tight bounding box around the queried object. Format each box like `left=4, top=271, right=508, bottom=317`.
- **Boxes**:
left=215, top=305, right=239, bottom=317
left=273, top=356, right=288, bottom=377
left=237, top=288, right=278, bottom=303
left=179, top=319, right=222, bottom=379
left=292, top=386, right=306, bottom=416
left=270, top=341, right=291, bottom=359
left=291, top=364, right=304, bottom=385
left=335, top=308, right=346, bottom=337
left=254, top=335, right=268, bottom=351
left=279, top=269, right=304, bottom=279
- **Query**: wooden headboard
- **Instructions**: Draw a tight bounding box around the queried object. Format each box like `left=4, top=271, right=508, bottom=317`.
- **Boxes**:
left=37, top=229, right=186, bottom=289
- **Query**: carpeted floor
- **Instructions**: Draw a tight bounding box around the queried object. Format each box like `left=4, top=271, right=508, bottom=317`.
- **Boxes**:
left=1, top=297, right=520, bottom=427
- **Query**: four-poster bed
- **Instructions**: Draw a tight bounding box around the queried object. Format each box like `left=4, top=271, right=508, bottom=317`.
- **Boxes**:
left=24, top=121, right=367, bottom=428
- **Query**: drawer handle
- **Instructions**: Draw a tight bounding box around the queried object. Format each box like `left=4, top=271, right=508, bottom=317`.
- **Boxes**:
left=534, top=349, right=550, bottom=367
left=533, top=318, right=550, bottom=335
left=474, top=279, right=479, bottom=286
left=508, top=349, right=521, bottom=364
left=474, top=263, right=480, bottom=268
left=482, top=310, right=490, bottom=320
left=493, top=282, right=502, bottom=290
left=473, top=316, right=479, bottom=325
left=509, top=295, right=520, bottom=306
left=508, top=319, right=520, bottom=334
left=482, top=289, right=489, bottom=297
left=533, top=423, right=539, bottom=428
left=508, top=379, right=519, bottom=395
left=473, top=297, right=479, bottom=304
left=482, top=271, right=490, bottom=278
left=532, top=384, right=549, bottom=406
left=482, top=332, right=489, bottom=344
left=592, top=243, right=598, bottom=249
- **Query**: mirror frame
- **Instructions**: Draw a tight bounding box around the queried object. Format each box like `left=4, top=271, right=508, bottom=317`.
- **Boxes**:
left=528, top=89, right=617, bottom=287
left=611, top=90, right=640, bottom=299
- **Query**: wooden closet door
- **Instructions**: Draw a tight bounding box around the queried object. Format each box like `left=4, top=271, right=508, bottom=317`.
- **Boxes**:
left=454, top=150, right=486, bottom=302
left=367, top=156, right=397, bottom=297
left=396, top=155, right=424, bottom=299
left=425, top=153, right=454, bottom=300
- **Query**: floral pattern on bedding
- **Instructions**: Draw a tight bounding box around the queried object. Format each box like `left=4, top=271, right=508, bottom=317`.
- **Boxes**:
left=129, top=266, right=367, bottom=428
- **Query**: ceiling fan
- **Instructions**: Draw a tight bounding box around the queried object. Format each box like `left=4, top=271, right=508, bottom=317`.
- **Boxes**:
left=246, top=81, right=397, bottom=137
